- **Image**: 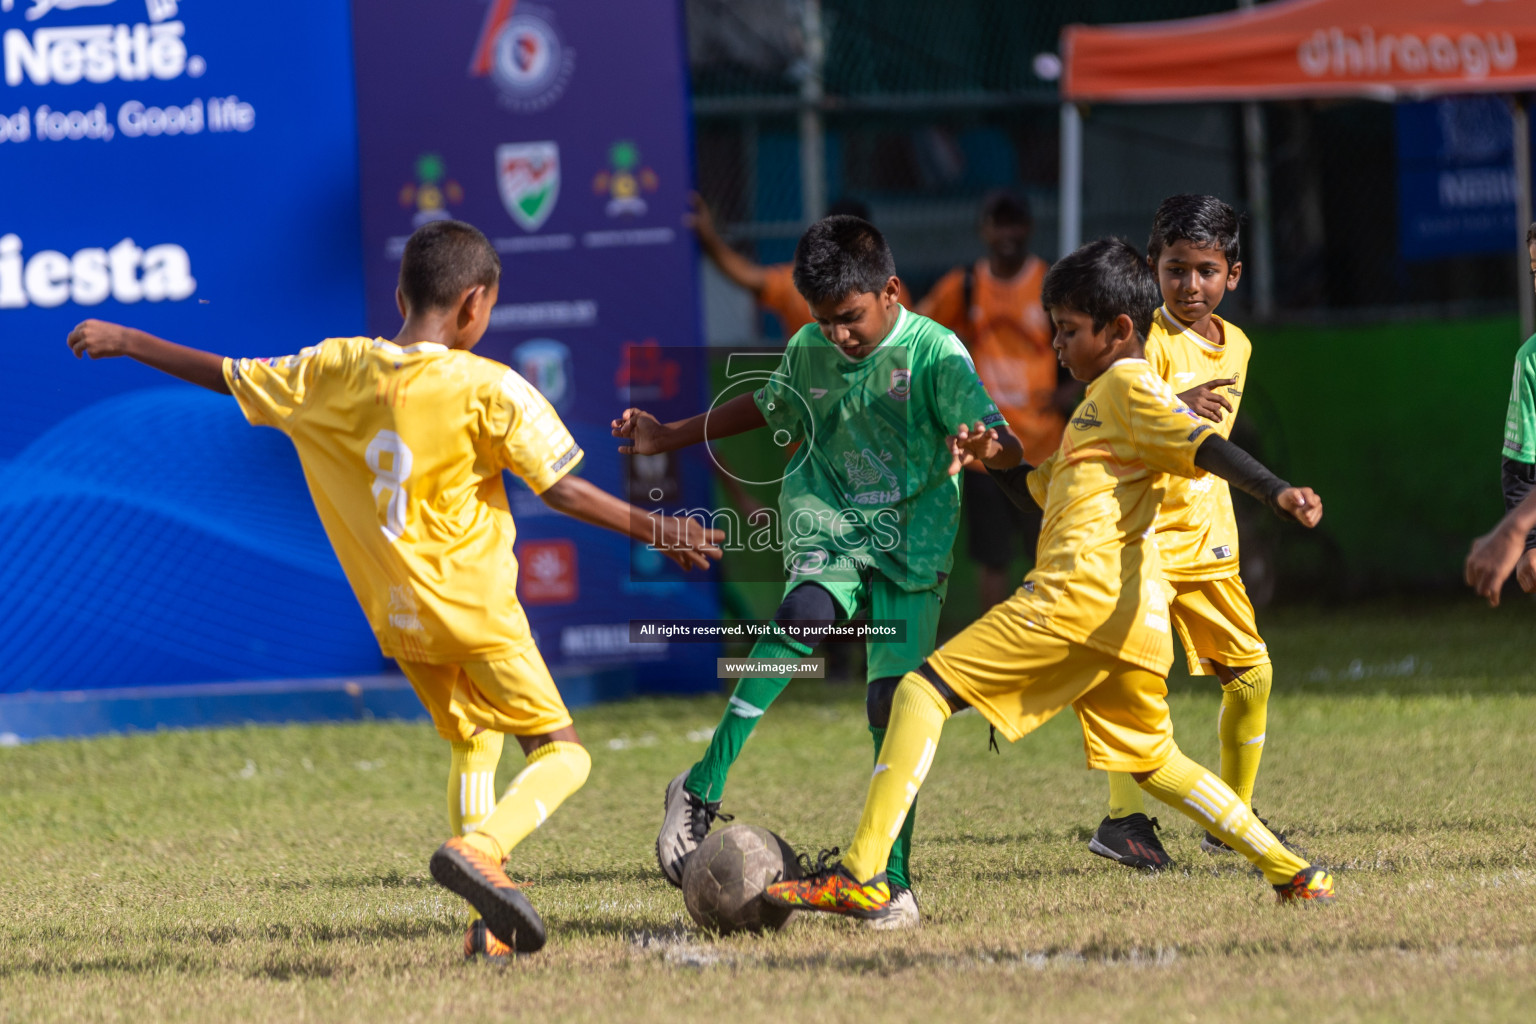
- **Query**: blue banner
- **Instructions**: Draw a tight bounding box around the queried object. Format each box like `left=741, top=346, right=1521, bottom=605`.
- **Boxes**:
left=1397, top=95, right=1533, bottom=262
left=1, top=0, right=715, bottom=713
left=0, top=0, right=377, bottom=694
left=350, top=0, right=717, bottom=690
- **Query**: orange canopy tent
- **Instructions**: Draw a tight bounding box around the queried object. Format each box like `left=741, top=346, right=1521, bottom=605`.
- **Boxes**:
left=1056, top=0, right=1536, bottom=329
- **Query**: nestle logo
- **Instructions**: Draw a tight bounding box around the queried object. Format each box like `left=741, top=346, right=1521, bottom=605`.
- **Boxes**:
left=4, top=20, right=193, bottom=87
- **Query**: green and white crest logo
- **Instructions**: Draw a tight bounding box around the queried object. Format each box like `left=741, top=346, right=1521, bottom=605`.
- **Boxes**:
left=887, top=368, right=911, bottom=401
left=496, top=142, right=560, bottom=231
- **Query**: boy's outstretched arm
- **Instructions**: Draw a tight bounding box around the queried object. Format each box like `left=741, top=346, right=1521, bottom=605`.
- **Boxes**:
left=611, top=392, right=767, bottom=455
left=539, top=474, right=724, bottom=571
left=1192, top=435, right=1321, bottom=528
left=947, top=420, right=1023, bottom=475
left=1465, top=487, right=1536, bottom=606
left=687, top=192, right=771, bottom=294
left=67, top=319, right=231, bottom=395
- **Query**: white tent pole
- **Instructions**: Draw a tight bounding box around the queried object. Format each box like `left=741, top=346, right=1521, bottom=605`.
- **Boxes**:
left=1059, top=101, right=1083, bottom=257
left=1514, top=94, right=1534, bottom=341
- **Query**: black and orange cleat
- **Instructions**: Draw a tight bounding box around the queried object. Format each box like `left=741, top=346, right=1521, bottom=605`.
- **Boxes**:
left=1088, top=813, right=1172, bottom=871
left=763, top=850, right=890, bottom=920
left=430, top=836, right=547, bottom=953
left=1274, top=865, right=1335, bottom=904
left=463, top=919, right=513, bottom=961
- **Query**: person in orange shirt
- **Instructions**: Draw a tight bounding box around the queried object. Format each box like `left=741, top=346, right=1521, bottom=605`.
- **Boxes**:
left=688, top=192, right=912, bottom=338
left=919, top=190, right=1074, bottom=609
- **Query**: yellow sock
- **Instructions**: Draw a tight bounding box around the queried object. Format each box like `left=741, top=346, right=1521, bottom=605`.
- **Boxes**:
left=1139, top=747, right=1307, bottom=885
left=844, top=674, right=951, bottom=882
left=447, top=732, right=505, bottom=922
left=448, top=733, right=506, bottom=927
left=448, top=731, right=506, bottom=836
left=1218, top=663, right=1271, bottom=807
left=1106, top=771, right=1146, bottom=818
left=465, top=741, right=592, bottom=865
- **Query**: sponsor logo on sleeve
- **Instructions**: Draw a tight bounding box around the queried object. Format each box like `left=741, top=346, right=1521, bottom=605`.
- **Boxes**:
left=1070, top=402, right=1102, bottom=430
left=1211, top=545, right=1232, bottom=559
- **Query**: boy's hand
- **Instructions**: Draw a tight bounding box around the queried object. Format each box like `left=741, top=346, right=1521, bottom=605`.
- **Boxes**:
left=67, top=319, right=139, bottom=360
left=947, top=421, right=1003, bottom=476
left=1274, top=486, right=1323, bottom=528
left=612, top=408, right=668, bottom=455
left=1518, top=549, right=1536, bottom=594
left=1465, top=523, right=1528, bottom=607
left=1179, top=378, right=1236, bottom=422
left=653, top=514, right=725, bottom=571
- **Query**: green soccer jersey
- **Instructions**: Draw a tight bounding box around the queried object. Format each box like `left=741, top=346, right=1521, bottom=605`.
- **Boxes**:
left=753, top=306, right=1005, bottom=591
left=1503, top=334, right=1536, bottom=464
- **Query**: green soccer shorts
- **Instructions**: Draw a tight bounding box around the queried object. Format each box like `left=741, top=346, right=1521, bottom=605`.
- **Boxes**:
left=782, top=568, right=946, bottom=683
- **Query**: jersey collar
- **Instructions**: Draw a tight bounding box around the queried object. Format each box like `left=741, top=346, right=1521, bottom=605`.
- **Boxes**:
left=1157, top=305, right=1225, bottom=354
left=373, top=339, right=450, bottom=355
left=821, top=303, right=909, bottom=365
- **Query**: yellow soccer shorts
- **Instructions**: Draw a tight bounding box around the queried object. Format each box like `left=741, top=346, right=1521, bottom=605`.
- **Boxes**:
left=398, top=643, right=573, bottom=742
left=925, top=594, right=1175, bottom=773
left=1166, top=576, right=1269, bottom=677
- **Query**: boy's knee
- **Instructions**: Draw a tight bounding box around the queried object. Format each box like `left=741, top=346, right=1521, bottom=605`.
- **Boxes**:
left=773, top=583, right=838, bottom=647
left=866, top=676, right=902, bottom=727
left=1220, top=663, right=1272, bottom=702
left=914, top=663, right=970, bottom=715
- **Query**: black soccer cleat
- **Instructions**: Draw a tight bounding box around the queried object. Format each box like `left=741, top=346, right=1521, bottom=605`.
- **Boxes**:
left=1088, top=813, right=1172, bottom=871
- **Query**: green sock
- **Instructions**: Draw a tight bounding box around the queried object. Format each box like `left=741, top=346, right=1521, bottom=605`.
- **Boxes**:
left=684, top=633, right=812, bottom=802
left=870, top=725, right=918, bottom=890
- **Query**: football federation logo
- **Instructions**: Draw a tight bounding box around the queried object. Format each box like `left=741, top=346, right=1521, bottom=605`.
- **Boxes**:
left=1070, top=401, right=1102, bottom=430
left=398, top=154, right=462, bottom=228
left=593, top=140, right=658, bottom=218
left=497, top=142, right=559, bottom=231
left=615, top=339, right=680, bottom=402
left=469, top=2, right=575, bottom=112
left=887, top=368, right=911, bottom=401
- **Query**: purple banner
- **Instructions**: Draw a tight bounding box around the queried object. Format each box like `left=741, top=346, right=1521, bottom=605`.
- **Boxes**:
left=350, top=0, right=718, bottom=688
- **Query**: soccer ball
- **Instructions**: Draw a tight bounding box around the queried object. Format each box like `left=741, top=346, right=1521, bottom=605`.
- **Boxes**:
left=681, top=824, right=801, bottom=935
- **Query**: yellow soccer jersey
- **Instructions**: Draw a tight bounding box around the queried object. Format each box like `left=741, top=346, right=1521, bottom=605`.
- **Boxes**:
left=1143, top=306, right=1252, bottom=581
left=224, top=337, right=583, bottom=664
left=1015, top=359, right=1215, bottom=674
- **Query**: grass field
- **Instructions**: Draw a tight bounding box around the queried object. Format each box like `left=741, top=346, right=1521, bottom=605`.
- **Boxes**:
left=4, top=599, right=1536, bottom=1023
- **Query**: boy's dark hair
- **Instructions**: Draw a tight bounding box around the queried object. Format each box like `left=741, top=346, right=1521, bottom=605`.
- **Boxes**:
left=1147, top=194, right=1241, bottom=266
left=1526, top=221, right=1536, bottom=247
left=981, top=189, right=1031, bottom=227
left=1042, top=238, right=1162, bottom=340
left=398, top=220, right=501, bottom=311
left=792, top=215, right=896, bottom=306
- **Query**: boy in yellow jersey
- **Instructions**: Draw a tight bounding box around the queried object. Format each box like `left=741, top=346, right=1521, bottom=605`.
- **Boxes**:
left=1089, top=195, right=1281, bottom=871
left=764, top=239, right=1336, bottom=918
left=66, top=220, right=722, bottom=958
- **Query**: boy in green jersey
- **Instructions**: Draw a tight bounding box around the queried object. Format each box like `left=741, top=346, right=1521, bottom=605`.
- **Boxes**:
left=614, top=215, right=1022, bottom=928
left=1497, top=222, right=1536, bottom=593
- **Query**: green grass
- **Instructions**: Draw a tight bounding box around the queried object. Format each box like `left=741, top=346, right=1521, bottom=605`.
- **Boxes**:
left=4, top=600, right=1536, bottom=1023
